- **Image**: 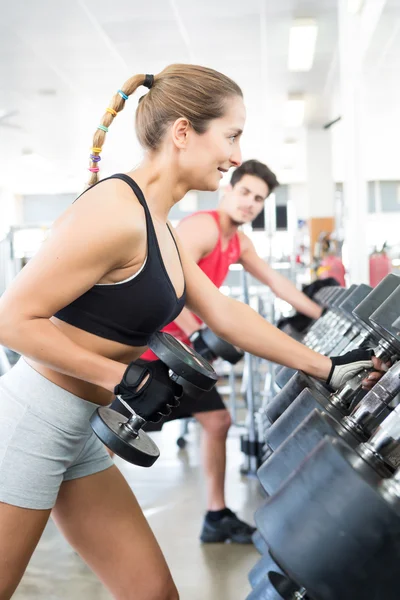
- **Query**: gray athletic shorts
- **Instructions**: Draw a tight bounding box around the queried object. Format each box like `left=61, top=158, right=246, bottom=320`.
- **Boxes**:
left=0, top=358, right=114, bottom=510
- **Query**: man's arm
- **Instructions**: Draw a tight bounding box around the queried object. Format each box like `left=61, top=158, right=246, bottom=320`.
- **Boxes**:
left=238, top=233, right=322, bottom=320
left=172, top=213, right=220, bottom=336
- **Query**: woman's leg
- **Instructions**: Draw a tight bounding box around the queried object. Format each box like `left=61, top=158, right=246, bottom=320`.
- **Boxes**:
left=0, top=503, right=50, bottom=599
left=52, top=465, right=179, bottom=600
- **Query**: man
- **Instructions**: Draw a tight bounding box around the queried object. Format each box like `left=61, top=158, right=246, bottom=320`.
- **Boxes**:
left=140, top=160, right=323, bottom=543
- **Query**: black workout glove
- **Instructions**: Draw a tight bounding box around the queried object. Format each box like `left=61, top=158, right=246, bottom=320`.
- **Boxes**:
left=276, top=313, right=313, bottom=334
left=327, top=349, right=375, bottom=389
left=113, top=360, right=183, bottom=423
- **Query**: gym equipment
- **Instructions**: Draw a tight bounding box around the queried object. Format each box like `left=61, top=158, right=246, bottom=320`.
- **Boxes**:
left=248, top=276, right=400, bottom=597
left=325, top=283, right=373, bottom=354
left=249, top=551, right=284, bottom=589
left=273, top=286, right=363, bottom=391
left=258, top=283, right=400, bottom=492
left=306, top=286, right=356, bottom=353
left=246, top=572, right=307, bottom=600
left=267, top=275, right=400, bottom=426
left=241, top=269, right=264, bottom=475
left=255, top=436, right=400, bottom=600
left=252, top=529, right=269, bottom=555
left=90, top=332, right=217, bottom=467
left=190, top=327, right=244, bottom=364
left=259, top=360, right=400, bottom=495
left=334, top=283, right=373, bottom=353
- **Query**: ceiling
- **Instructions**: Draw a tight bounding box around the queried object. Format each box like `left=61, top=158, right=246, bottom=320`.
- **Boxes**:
left=0, top=0, right=397, bottom=194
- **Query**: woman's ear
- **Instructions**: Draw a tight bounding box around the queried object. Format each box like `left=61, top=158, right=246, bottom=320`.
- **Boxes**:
left=171, top=118, right=191, bottom=149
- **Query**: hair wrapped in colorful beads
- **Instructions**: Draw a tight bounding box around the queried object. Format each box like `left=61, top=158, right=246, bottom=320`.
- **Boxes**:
left=87, top=77, right=154, bottom=187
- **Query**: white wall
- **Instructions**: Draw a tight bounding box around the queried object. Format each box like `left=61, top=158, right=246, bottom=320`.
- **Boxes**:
left=288, top=183, right=310, bottom=220
left=0, top=188, right=20, bottom=239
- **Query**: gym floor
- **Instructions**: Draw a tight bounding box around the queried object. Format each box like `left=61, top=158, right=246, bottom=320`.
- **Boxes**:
left=14, top=419, right=262, bottom=600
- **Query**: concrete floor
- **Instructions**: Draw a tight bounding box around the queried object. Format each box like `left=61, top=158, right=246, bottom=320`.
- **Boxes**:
left=14, top=419, right=265, bottom=600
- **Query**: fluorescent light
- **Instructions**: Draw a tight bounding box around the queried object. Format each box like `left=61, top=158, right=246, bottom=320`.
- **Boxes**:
left=347, top=0, right=364, bottom=14
left=288, top=18, right=318, bottom=72
left=284, top=95, right=305, bottom=128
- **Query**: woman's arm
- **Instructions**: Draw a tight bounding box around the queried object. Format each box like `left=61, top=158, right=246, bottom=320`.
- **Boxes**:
left=171, top=229, right=331, bottom=379
left=0, top=179, right=144, bottom=392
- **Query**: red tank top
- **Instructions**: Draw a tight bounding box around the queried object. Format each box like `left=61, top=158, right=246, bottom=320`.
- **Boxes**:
left=141, top=211, right=241, bottom=358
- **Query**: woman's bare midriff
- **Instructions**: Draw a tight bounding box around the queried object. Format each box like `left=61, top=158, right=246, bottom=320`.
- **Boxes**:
left=26, top=317, right=148, bottom=406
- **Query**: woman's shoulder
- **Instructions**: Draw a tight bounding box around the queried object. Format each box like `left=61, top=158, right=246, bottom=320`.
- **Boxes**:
left=57, top=176, right=147, bottom=247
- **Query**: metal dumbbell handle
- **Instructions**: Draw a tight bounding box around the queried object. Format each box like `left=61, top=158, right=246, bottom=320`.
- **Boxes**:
left=116, top=396, right=147, bottom=437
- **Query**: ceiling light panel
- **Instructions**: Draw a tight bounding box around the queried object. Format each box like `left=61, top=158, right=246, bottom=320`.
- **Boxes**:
left=288, top=18, right=318, bottom=72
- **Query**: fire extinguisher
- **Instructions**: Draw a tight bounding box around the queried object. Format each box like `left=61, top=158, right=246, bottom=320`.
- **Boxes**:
left=369, top=243, right=391, bottom=287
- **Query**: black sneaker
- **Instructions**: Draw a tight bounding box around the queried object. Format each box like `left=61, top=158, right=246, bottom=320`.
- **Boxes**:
left=200, top=510, right=256, bottom=544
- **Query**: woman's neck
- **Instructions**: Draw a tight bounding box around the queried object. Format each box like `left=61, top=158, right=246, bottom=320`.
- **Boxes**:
left=127, top=156, right=189, bottom=222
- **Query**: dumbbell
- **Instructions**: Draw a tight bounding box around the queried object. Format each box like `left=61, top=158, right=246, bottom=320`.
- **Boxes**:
left=306, top=286, right=357, bottom=353
left=299, top=287, right=346, bottom=348
left=329, top=283, right=373, bottom=354
left=189, top=326, right=244, bottom=364
left=277, top=286, right=341, bottom=344
left=274, top=285, right=363, bottom=391
left=268, top=275, right=400, bottom=425
left=255, top=436, right=400, bottom=600
left=313, top=284, right=372, bottom=355
left=248, top=541, right=309, bottom=599
left=90, top=332, right=217, bottom=467
left=312, top=285, right=340, bottom=305
left=264, top=285, right=400, bottom=455
left=258, top=359, right=400, bottom=495
left=246, top=572, right=308, bottom=600
left=248, top=551, right=284, bottom=589
left=259, top=278, right=400, bottom=472
left=252, top=529, right=269, bottom=555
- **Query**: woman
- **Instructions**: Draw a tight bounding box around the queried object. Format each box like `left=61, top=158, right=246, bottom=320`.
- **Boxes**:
left=0, top=64, right=382, bottom=599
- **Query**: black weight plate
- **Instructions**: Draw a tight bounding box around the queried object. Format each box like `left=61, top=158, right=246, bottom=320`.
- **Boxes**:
left=246, top=572, right=303, bottom=600
left=201, top=328, right=244, bottom=364
left=369, top=286, right=400, bottom=352
left=90, top=407, right=160, bottom=467
left=148, top=332, right=218, bottom=391
left=331, top=286, right=355, bottom=308
left=249, top=552, right=284, bottom=589
left=275, top=367, right=297, bottom=390
left=338, top=283, right=372, bottom=316
left=256, top=437, right=400, bottom=600
left=252, top=529, right=269, bottom=555
left=353, top=273, right=400, bottom=331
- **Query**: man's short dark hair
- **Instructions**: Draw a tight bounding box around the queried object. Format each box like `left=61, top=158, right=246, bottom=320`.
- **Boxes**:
left=230, top=159, right=279, bottom=197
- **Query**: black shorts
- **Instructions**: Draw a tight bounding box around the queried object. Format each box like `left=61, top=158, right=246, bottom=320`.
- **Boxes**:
left=163, top=386, right=226, bottom=420
left=112, top=386, right=226, bottom=432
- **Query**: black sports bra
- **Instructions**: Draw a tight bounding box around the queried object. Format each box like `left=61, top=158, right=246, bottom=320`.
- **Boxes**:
left=55, top=174, right=186, bottom=346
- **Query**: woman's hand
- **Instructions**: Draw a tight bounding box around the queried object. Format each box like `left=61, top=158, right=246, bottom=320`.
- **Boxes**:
left=327, top=349, right=390, bottom=390
left=361, top=355, right=390, bottom=390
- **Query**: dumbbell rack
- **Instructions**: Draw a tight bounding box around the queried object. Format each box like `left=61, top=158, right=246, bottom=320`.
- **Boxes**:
left=246, top=275, right=400, bottom=600
left=240, top=270, right=279, bottom=476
